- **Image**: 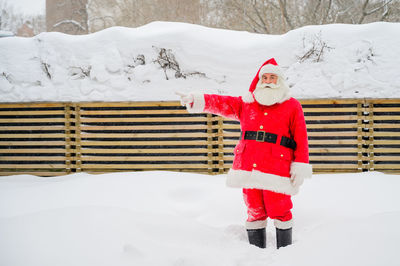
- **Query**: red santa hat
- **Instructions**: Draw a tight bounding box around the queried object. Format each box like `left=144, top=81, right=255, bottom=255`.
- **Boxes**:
left=242, top=58, right=285, bottom=103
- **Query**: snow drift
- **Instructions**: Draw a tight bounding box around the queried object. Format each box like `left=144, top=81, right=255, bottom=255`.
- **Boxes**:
left=0, top=21, right=399, bottom=102
left=0, top=171, right=399, bottom=266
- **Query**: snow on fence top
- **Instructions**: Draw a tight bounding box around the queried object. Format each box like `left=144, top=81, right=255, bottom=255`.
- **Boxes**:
left=0, top=21, right=399, bottom=102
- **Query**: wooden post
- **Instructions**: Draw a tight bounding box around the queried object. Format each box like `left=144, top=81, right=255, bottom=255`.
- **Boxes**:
left=75, top=104, right=82, bottom=172
left=206, top=113, right=214, bottom=174
left=217, top=116, right=225, bottom=174
left=64, top=103, right=72, bottom=174
left=357, top=101, right=364, bottom=171
left=366, top=100, right=375, bottom=171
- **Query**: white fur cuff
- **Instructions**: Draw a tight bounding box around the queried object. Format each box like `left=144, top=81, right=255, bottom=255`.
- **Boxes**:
left=246, top=219, right=267, bottom=229
left=290, top=162, right=313, bottom=179
left=242, top=91, right=255, bottom=103
left=274, top=219, right=293, bottom=230
left=186, top=93, right=205, bottom=113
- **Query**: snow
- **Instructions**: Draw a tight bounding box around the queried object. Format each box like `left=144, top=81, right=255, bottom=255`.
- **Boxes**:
left=1, top=21, right=399, bottom=265
left=0, top=170, right=399, bottom=266
left=1, top=21, right=400, bottom=102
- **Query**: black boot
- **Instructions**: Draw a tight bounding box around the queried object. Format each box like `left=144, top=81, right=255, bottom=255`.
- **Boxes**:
left=276, top=228, right=292, bottom=249
left=246, top=228, right=266, bottom=248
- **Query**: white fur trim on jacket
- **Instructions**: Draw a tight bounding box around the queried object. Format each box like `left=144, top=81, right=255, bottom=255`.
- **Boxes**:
left=226, top=169, right=301, bottom=195
left=290, top=162, right=312, bottom=187
left=242, top=91, right=255, bottom=103
left=274, top=219, right=293, bottom=230
left=246, top=219, right=267, bottom=230
left=186, top=93, right=205, bottom=113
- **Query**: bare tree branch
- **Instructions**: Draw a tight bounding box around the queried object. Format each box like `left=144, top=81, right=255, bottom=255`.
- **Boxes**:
left=359, top=0, right=371, bottom=23
left=321, top=0, right=333, bottom=24
left=251, top=0, right=269, bottom=33
left=278, top=0, right=293, bottom=30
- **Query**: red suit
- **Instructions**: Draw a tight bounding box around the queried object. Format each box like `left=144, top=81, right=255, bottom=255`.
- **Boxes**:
left=186, top=59, right=312, bottom=230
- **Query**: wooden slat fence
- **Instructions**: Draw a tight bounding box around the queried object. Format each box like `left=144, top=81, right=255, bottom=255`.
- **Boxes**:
left=0, top=99, right=399, bottom=176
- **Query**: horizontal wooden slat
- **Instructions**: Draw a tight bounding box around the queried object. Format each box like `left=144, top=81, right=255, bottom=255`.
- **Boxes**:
left=373, top=165, right=400, bottom=170
left=308, top=155, right=360, bottom=161
left=307, top=132, right=359, bottom=137
left=0, top=111, right=65, bottom=115
left=0, top=126, right=66, bottom=130
left=305, top=124, right=360, bottom=129
left=0, top=118, right=66, bottom=123
left=79, top=110, right=188, bottom=115
left=373, top=116, right=400, bottom=120
left=80, top=164, right=210, bottom=169
left=308, top=139, right=359, bottom=145
left=310, top=164, right=360, bottom=169
left=372, top=140, right=400, bottom=144
left=77, top=125, right=208, bottom=130
left=0, top=164, right=66, bottom=169
left=373, top=156, right=400, bottom=161
left=311, top=147, right=362, bottom=153
left=299, top=99, right=362, bottom=104
left=367, top=99, right=400, bottom=104
left=80, top=148, right=211, bottom=153
left=372, top=107, right=400, bottom=112
left=83, top=169, right=211, bottom=175
left=79, top=133, right=209, bottom=138
left=312, top=169, right=362, bottom=173
left=304, top=115, right=361, bottom=121
left=372, top=132, right=400, bottom=137
left=302, top=107, right=360, bottom=112
left=0, top=149, right=67, bottom=153
left=80, top=156, right=209, bottom=161
left=371, top=148, right=400, bottom=152
left=369, top=124, right=400, bottom=128
left=78, top=117, right=208, bottom=122
left=215, top=124, right=240, bottom=129
left=0, top=156, right=66, bottom=161
left=0, top=134, right=66, bottom=138
left=0, top=171, right=68, bottom=176
left=0, top=103, right=66, bottom=108
left=0, top=141, right=66, bottom=145
left=78, top=101, right=181, bottom=107
left=79, top=141, right=210, bottom=146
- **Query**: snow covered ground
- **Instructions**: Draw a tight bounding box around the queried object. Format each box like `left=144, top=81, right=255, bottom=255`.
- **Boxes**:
left=1, top=21, right=400, bottom=102
left=1, top=21, right=399, bottom=266
left=0, top=171, right=399, bottom=266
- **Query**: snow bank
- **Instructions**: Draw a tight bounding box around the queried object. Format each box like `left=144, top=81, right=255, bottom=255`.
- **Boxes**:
left=1, top=21, right=399, bottom=102
left=0, top=171, right=399, bottom=266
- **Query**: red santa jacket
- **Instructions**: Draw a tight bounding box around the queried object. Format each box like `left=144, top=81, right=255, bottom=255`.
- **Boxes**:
left=188, top=93, right=312, bottom=195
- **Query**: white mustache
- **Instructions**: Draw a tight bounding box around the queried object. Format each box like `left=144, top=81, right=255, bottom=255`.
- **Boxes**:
left=259, top=83, right=279, bottom=89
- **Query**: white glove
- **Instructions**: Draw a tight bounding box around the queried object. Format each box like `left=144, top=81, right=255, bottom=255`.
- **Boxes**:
left=175, top=91, right=194, bottom=109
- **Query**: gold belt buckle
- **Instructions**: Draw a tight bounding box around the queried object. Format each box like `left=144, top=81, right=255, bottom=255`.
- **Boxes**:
left=256, top=131, right=265, bottom=142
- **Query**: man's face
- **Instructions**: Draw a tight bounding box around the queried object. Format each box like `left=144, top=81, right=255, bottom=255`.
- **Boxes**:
left=261, top=73, right=278, bottom=84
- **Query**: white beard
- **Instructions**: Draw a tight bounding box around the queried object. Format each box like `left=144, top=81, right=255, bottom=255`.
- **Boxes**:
left=253, top=79, right=290, bottom=106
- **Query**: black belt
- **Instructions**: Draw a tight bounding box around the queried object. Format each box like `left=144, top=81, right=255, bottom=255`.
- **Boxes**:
left=242, top=131, right=297, bottom=150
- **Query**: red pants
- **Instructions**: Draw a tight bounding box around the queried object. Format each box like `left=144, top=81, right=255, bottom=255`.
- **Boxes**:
left=243, top=188, right=293, bottom=229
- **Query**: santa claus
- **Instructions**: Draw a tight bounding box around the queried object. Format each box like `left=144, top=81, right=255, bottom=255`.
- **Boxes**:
left=177, top=58, right=312, bottom=249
